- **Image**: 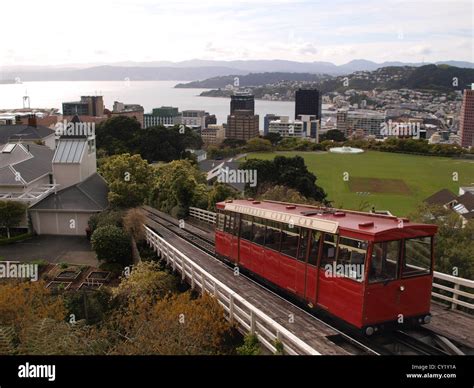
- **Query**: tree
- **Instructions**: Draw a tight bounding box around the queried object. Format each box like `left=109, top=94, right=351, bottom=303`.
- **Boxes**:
left=91, top=225, right=132, bottom=266
left=0, top=282, right=66, bottom=337
left=207, top=182, right=238, bottom=210
left=319, top=129, right=346, bottom=142
left=245, top=138, right=273, bottom=152
left=263, top=132, right=282, bottom=146
left=240, top=156, right=327, bottom=203
left=258, top=185, right=319, bottom=205
left=409, top=204, right=474, bottom=279
left=109, top=292, right=233, bottom=355
left=0, top=201, right=27, bottom=238
left=114, top=261, right=178, bottom=305
left=96, top=116, right=141, bottom=155
left=123, top=208, right=146, bottom=243
left=88, top=210, right=124, bottom=233
left=150, top=160, right=208, bottom=217
left=100, top=153, right=154, bottom=208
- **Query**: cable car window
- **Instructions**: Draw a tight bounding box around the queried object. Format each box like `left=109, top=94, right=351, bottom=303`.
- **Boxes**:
left=252, top=217, right=266, bottom=245
left=336, top=237, right=368, bottom=282
left=402, top=237, right=432, bottom=278
left=369, top=240, right=400, bottom=283
left=297, top=229, right=310, bottom=262
left=308, top=231, right=322, bottom=266
left=224, top=213, right=236, bottom=235
left=280, top=223, right=299, bottom=259
left=265, top=220, right=282, bottom=251
left=240, top=214, right=253, bottom=241
left=216, top=211, right=225, bottom=231
left=320, top=234, right=337, bottom=268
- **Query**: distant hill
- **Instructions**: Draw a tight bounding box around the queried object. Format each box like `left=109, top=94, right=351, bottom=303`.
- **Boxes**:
left=181, top=65, right=474, bottom=99
left=2, top=59, right=473, bottom=82
left=175, top=72, right=331, bottom=89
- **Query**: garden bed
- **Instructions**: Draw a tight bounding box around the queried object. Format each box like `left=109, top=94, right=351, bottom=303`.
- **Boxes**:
left=46, top=281, right=72, bottom=291
left=86, top=271, right=111, bottom=282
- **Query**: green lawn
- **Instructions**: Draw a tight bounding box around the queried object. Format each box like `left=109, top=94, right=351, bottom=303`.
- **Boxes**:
left=246, top=151, right=474, bottom=216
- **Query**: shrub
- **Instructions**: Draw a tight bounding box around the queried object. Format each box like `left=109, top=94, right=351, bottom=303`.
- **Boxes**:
left=91, top=225, right=132, bottom=266
left=236, top=334, right=261, bottom=355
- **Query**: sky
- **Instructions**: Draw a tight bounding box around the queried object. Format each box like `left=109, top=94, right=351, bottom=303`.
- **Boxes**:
left=1, top=0, right=473, bottom=67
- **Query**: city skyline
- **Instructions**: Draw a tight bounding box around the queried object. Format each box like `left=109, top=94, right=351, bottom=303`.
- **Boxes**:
left=1, top=0, right=473, bottom=67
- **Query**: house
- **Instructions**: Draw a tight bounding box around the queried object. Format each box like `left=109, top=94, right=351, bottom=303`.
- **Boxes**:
left=424, top=188, right=474, bottom=225
left=29, top=173, right=108, bottom=235
left=0, top=123, right=55, bottom=149
left=0, top=143, right=56, bottom=216
left=29, top=131, right=108, bottom=235
left=0, top=120, right=109, bottom=236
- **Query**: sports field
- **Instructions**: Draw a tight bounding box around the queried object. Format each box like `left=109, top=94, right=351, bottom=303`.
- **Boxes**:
left=246, top=151, right=474, bottom=216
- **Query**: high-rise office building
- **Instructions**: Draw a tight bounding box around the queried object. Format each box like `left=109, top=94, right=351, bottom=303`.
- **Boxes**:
left=230, top=92, right=255, bottom=114
left=226, top=110, right=259, bottom=141
left=295, top=89, right=322, bottom=121
left=226, top=92, right=259, bottom=140
left=460, top=88, right=474, bottom=148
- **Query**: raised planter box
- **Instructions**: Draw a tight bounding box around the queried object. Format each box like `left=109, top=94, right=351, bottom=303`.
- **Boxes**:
left=55, top=269, right=82, bottom=281
left=86, top=271, right=111, bottom=282
left=78, top=282, right=103, bottom=290
left=46, top=281, right=72, bottom=291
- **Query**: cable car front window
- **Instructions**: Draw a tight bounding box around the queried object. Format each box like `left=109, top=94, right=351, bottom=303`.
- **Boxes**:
left=369, top=240, right=400, bottom=283
left=402, top=236, right=432, bottom=278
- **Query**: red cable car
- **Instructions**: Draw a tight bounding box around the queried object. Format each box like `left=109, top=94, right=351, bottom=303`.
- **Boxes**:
left=215, top=199, right=438, bottom=335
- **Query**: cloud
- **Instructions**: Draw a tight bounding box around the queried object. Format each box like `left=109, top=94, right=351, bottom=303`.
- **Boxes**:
left=0, top=0, right=472, bottom=66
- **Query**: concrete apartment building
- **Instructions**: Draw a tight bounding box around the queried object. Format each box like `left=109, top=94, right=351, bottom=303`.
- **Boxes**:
left=268, top=116, right=305, bottom=138
left=63, top=96, right=104, bottom=117
left=336, top=109, right=386, bottom=137
left=143, top=106, right=180, bottom=128
left=459, top=87, right=474, bottom=148
left=110, top=101, right=144, bottom=128
left=180, top=110, right=207, bottom=129
left=201, top=124, right=225, bottom=146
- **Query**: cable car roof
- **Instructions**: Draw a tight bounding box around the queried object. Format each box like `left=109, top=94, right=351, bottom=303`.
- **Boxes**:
left=217, top=199, right=437, bottom=239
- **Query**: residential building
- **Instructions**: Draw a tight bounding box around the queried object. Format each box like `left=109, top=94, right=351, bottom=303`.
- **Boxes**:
left=0, top=117, right=55, bottom=149
left=0, top=143, right=56, bottom=208
left=0, top=117, right=108, bottom=235
left=269, top=116, right=304, bottom=138
left=336, top=109, right=386, bottom=137
left=424, top=188, right=474, bottom=225
left=459, top=88, right=474, bottom=148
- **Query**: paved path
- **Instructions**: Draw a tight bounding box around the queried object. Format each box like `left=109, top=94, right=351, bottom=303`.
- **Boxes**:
left=0, top=235, right=99, bottom=266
